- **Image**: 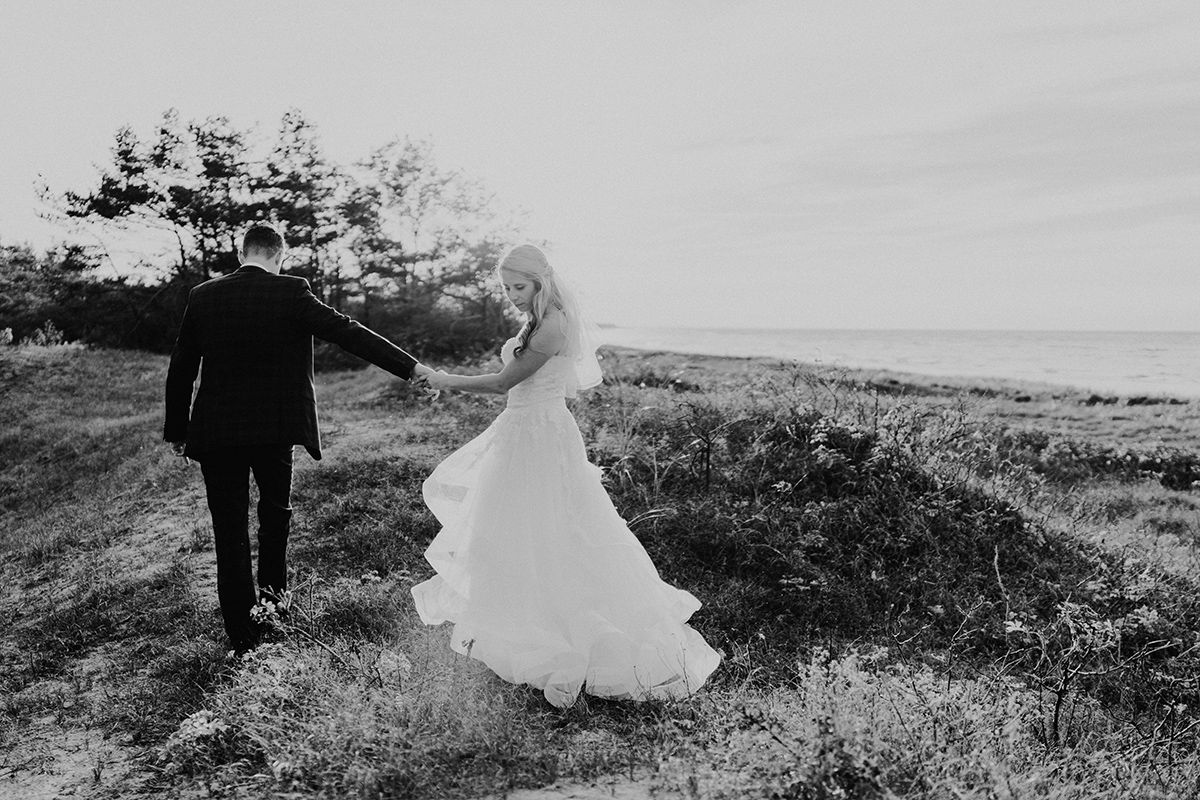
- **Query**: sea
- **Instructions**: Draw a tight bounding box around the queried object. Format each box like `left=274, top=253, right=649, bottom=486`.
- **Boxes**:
left=598, top=327, right=1200, bottom=400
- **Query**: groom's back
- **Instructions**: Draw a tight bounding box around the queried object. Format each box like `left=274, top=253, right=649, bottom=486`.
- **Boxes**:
left=174, top=267, right=322, bottom=456
left=189, top=268, right=314, bottom=386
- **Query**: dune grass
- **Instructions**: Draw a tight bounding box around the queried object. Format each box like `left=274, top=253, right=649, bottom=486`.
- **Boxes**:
left=3, top=343, right=1200, bottom=797
left=0, top=345, right=233, bottom=797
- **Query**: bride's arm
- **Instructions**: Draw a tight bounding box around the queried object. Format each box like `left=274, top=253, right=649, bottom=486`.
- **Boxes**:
left=428, top=319, right=566, bottom=395
left=432, top=349, right=553, bottom=395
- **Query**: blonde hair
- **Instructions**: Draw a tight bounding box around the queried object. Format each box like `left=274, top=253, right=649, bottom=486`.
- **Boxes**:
left=498, top=244, right=565, bottom=357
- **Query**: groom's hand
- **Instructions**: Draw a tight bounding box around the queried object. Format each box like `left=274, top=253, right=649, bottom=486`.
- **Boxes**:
left=411, top=363, right=440, bottom=401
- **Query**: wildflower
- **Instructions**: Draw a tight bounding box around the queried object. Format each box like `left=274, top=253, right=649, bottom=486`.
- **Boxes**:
left=250, top=599, right=277, bottom=621
left=377, top=648, right=413, bottom=683
left=168, top=709, right=229, bottom=745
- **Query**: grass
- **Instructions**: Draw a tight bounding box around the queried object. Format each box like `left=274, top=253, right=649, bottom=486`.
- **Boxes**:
left=0, top=345, right=170, bottom=524
left=0, top=344, right=232, bottom=796
left=3, top=342, right=1200, bottom=797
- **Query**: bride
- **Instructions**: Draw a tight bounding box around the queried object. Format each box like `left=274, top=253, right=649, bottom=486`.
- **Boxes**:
left=411, top=244, right=720, bottom=708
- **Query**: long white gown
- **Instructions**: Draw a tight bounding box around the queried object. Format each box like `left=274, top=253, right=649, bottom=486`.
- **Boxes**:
left=411, top=337, right=721, bottom=708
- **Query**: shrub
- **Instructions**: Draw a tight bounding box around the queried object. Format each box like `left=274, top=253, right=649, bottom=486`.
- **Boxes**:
left=993, top=429, right=1200, bottom=491
left=575, top=376, right=1200, bottom=728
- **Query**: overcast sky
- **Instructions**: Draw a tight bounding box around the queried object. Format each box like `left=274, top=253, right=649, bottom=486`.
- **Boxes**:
left=2, top=1, right=1197, bottom=330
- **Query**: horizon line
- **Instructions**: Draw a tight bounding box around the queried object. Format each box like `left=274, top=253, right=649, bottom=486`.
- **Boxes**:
left=597, top=324, right=1200, bottom=335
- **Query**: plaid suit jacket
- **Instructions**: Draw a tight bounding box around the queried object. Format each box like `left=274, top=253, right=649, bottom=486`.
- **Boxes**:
left=163, top=265, right=418, bottom=460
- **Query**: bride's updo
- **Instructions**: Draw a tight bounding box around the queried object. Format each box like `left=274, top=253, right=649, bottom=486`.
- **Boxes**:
left=498, top=244, right=566, bottom=356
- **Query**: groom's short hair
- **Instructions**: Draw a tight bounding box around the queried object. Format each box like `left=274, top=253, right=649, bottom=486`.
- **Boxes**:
left=242, top=224, right=285, bottom=257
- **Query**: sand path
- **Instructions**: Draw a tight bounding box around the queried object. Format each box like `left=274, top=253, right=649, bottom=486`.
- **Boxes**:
left=1, top=479, right=210, bottom=799
left=3, top=412, right=663, bottom=799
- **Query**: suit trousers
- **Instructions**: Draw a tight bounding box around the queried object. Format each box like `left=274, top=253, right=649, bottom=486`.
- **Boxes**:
left=199, top=444, right=294, bottom=649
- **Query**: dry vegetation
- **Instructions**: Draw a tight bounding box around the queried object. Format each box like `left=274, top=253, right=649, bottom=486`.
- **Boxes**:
left=3, top=342, right=1200, bottom=798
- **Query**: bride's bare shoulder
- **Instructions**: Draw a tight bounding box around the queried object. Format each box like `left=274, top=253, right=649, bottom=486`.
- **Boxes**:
left=529, top=311, right=568, bottom=356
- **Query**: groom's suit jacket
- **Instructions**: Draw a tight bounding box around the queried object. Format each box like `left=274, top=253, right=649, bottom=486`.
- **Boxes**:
left=164, top=265, right=418, bottom=460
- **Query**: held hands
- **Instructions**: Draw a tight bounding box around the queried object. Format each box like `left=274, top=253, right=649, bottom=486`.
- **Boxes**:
left=412, top=363, right=450, bottom=402
left=420, top=370, right=452, bottom=390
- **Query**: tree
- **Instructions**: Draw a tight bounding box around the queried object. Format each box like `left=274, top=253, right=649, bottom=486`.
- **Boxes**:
left=185, top=114, right=254, bottom=276
left=38, top=109, right=527, bottom=360
left=258, top=109, right=347, bottom=305
left=46, top=109, right=254, bottom=283
left=339, top=138, right=523, bottom=356
left=0, top=244, right=51, bottom=341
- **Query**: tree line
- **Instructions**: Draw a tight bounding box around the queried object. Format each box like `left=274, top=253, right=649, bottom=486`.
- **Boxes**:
left=0, top=108, right=524, bottom=363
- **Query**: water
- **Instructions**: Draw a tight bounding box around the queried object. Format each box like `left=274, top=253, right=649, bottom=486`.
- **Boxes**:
left=599, top=327, right=1200, bottom=399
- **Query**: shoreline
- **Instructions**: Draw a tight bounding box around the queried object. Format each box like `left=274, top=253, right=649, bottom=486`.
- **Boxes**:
left=600, top=344, right=1193, bottom=406
left=597, top=328, right=1200, bottom=401
left=598, top=345, right=1200, bottom=453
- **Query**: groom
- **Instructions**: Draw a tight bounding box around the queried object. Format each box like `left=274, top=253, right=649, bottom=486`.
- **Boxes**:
left=164, top=223, right=431, bottom=653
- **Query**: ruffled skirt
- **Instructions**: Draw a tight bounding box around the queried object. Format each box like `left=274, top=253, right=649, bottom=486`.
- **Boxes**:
left=411, top=398, right=720, bottom=707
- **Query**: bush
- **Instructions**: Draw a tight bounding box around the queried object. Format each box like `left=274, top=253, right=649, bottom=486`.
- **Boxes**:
left=992, top=428, right=1200, bottom=490
left=587, top=395, right=1080, bottom=653
left=575, top=375, right=1200, bottom=724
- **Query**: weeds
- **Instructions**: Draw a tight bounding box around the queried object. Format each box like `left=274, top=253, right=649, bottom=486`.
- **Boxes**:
left=152, top=573, right=695, bottom=798
left=7, top=346, right=1200, bottom=796
left=654, top=649, right=1200, bottom=798
left=290, top=453, right=439, bottom=579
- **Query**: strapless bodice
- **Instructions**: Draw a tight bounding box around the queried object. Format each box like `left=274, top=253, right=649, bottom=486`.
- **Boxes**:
left=502, top=337, right=575, bottom=408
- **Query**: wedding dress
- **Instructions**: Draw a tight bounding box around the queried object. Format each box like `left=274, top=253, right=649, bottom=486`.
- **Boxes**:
left=411, top=336, right=721, bottom=708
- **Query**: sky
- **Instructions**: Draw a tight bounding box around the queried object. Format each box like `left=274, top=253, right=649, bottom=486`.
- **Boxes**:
left=1, top=1, right=1197, bottom=331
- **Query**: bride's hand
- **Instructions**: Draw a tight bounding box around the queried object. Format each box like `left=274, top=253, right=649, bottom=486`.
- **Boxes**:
left=424, top=370, right=451, bottom=390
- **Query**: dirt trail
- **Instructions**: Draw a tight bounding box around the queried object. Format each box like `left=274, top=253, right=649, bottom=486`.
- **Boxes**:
left=1, top=413, right=402, bottom=798
left=504, top=777, right=655, bottom=799
left=3, top=480, right=211, bottom=799
left=4, top=413, right=672, bottom=799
